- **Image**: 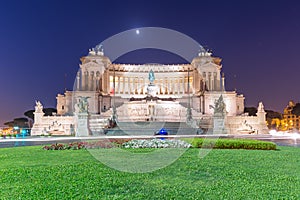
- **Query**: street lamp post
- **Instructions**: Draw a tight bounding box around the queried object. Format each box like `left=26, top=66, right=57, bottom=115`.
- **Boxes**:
left=111, top=66, right=117, bottom=126
left=186, top=67, right=192, bottom=123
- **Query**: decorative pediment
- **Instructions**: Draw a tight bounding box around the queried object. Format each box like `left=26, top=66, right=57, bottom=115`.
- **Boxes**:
left=79, top=62, right=106, bottom=76
left=80, top=61, right=102, bottom=70
left=197, top=62, right=222, bottom=73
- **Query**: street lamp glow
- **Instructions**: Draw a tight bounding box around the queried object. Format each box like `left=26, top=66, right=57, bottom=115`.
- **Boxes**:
left=135, top=29, right=140, bottom=34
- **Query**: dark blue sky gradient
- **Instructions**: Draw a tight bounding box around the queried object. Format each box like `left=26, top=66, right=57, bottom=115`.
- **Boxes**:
left=1, top=0, right=300, bottom=125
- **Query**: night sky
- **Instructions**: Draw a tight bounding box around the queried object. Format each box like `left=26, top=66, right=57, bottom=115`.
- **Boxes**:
left=1, top=0, right=300, bottom=126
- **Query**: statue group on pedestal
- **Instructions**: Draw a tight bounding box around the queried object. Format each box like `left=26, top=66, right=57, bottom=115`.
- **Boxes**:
left=210, top=95, right=226, bottom=116
left=75, top=97, right=89, bottom=113
left=257, top=102, right=265, bottom=112
left=35, top=100, right=43, bottom=113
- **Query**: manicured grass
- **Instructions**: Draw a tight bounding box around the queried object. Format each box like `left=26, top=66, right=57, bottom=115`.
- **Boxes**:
left=0, top=146, right=299, bottom=199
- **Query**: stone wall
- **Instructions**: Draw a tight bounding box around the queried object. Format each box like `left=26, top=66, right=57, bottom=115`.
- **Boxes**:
left=31, top=115, right=75, bottom=136
left=226, top=115, right=269, bottom=134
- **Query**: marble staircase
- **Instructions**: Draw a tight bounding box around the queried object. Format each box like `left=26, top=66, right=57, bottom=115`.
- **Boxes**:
left=106, top=121, right=199, bottom=136
left=88, top=114, right=108, bottom=135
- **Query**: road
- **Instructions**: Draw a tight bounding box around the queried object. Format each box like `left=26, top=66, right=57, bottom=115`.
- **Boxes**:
left=0, top=134, right=299, bottom=148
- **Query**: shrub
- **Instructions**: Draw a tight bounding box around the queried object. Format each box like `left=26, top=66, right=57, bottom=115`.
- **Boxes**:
left=187, top=138, right=277, bottom=150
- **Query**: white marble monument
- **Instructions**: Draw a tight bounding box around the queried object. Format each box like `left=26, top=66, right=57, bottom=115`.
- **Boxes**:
left=31, top=44, right=269, bottom=136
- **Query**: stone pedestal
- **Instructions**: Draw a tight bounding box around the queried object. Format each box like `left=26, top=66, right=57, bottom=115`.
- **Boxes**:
left=256, top=102, right=269, bottom=134
left=75, top=113, right=89, bottom=137
left=147, top=84, right=158, bottom=97
left=148, top=102, right=155, bottom=121
left=213, top=115, right=227, bottom=134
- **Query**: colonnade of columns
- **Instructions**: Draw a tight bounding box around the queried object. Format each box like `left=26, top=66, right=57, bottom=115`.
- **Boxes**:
left=76, top=70, right=102, bottom=91
left=202, top=72, right=220, bottom=91
left=112, top=76, right=194, bottom=95
left=76, top=68, right=218, bottom=96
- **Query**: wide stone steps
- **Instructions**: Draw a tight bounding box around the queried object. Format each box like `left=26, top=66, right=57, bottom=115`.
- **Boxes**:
left=88, top=115, right=108, bottom=136
left=106, top=122, right=199, bottom=136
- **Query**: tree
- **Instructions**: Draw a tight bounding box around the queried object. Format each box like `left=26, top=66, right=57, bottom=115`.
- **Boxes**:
left=244, top=107, right=257, bottom=116
left=4, top=118, right=29, bottom=128
left=24, top=110, right=35, bottom=120
left=291, top=103, right=300, bottom=116
left=265, top=110, right=282, bottom=129
left=43, top=108, right=57, bottom=116
left=24, top=108, right=57, bottom=119
left=13, top=118, right=29, bottom=128
left=3, top=108, right=58, bottom=127
left=265, top=110, right=282, bottom=120
left=244, top=107, right=282, bottom=129
left=4, top=121, right=14, bottom=127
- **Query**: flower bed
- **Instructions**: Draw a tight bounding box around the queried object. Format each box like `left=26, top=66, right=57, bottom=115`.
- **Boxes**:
left=122, top=139, right=192, bottom=148
left=42, top=139, right=191, bottom=150
left=43, top=142, right=86, bottom=150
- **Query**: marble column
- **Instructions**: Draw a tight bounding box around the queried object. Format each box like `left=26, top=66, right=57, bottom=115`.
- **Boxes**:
left=143, top=78, right=146, bottom=94
left=214, top=73, right=217, bottom=91
left=176, top=78, right=179, bottom=94
left=137, top=77, right=140, bottom=94
left=139, top=78, right=142, bottom=94
left=217, top=71, right=221, bottom=91
left=94, top=73, right=97, bottom=91
left=178, top=78, right=181, bottom=94
left=132, top=77, right=136, bottom=94
left=101, top=71, right=106, bottom=93
left=182, top=77, right=185, bottom=94
left=164, top=79, right=167, bottom=94
left=117, top=76, right=120, bottom=94
left=174, top=78, right=177, bottom=94
left=184, top=77, right=188, bottom=94
left=208, top=72, right=211, bottom=90
left=82, top=71, right=87, bottom=91
left=193, top=70, right=195, bottom=93
left=168, top=77, right=172, bottom=94
left=222, top=73, right=225, bottom=91
left=106, top=72, right=110, bottom=94
left=87, top=71, right=92, bottom=91
left=173, top=78, right=176, bottom=94
left=173, top=78, right=177, bottom=94
left=203, top=73, right=208, bottom=91
left=211, top=74, right=214, bottom=91
left=168, top=78, right=172, bottom=94
left=160, top=79, right=163, bottom=94
left=128, top=77, right=131, bottom=94
left=122, top=77, right=125, bottom=94
left=76, top=71, right=80, bottom=91
left=86, top=71, right=89, bottom=91
left=96, top=74, right=100, bottom=91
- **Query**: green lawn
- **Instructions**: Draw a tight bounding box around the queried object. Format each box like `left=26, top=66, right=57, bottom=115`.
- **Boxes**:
left=0, top=146, right=299, bottom=199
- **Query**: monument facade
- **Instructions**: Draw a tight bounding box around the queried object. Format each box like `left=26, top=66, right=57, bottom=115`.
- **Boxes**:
left=31, top=45, right=268, bottom=136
